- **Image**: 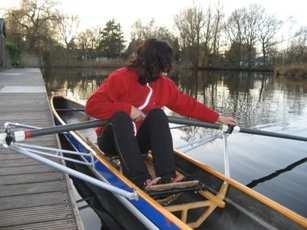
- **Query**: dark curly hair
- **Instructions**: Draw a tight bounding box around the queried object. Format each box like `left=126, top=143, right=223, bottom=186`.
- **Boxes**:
left=128, top=39, right=173, bottom=85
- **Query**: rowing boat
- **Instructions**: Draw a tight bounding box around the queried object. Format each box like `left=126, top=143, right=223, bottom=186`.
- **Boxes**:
left=51, top=95, right=307, bottom=230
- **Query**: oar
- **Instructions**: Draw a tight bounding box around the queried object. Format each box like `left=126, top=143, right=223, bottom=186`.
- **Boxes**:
left=2, top=115, right=307, bottom=145
left=167, top=116, right=307, bottom=142
left=1, top=119, right=107, bottom=145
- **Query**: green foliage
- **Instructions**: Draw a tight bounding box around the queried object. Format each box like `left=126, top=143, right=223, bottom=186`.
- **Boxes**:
left=98, top=19, right=125, bottom=58
left=5, top=40, right=21, bottom=66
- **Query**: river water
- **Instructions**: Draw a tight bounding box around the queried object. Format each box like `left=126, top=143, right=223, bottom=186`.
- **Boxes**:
left=43, top=67, right=307, bottom=227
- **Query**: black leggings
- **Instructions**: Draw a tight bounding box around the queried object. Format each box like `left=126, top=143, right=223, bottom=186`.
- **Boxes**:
left=97, top=109, right=176, bottom=187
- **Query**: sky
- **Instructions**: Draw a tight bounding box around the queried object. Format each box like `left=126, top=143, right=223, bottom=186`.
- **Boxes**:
left=0, top=0, right=306, bottom=42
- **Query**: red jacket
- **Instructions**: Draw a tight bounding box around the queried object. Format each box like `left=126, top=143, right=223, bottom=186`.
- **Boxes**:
left=85, top=67, right=219, bottom=133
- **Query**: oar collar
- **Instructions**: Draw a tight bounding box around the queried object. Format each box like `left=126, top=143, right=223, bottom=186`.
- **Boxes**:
left=221, top=125, right=240, bottom=134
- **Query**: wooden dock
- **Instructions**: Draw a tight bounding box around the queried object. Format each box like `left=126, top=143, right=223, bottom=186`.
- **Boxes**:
left=0, top=68, right=83, bottom=230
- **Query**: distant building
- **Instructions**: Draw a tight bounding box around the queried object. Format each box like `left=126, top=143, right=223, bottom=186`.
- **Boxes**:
left=0, top=18, right=7, bottom=68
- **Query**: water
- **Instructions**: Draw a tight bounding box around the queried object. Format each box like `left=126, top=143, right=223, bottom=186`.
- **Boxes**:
left=43, top=67, right=307, bottom=222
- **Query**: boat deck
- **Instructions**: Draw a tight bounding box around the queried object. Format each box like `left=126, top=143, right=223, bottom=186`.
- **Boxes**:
left=0, top=69, right=83, bottom=230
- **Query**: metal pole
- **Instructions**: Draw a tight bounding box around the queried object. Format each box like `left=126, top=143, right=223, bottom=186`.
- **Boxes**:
left=16, top=143, right=91, bottom=156
left=4, top=122, right=41, bottom=130
left=223, top=133, right=230, bottom=177
left=20, top=147, right=92, bottom=166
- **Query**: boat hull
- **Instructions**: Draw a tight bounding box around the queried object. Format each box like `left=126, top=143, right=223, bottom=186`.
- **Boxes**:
left=51, top=96, right=307, bottom=230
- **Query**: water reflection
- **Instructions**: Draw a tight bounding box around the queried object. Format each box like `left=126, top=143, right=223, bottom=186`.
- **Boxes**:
left=43, top=67, right=307, bottom=217
left=43, top=68, right=111, bottom=102
left=44, top=68, right=307, bottom=127
left=177, top=70, right=298, bottom=128
left=247, top=157, right=307, bottom=188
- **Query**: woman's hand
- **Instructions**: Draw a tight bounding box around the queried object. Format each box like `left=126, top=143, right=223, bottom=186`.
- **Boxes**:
left=217, top=116, right=237, bottom=126
left=130, top=106, right=145, bottom=121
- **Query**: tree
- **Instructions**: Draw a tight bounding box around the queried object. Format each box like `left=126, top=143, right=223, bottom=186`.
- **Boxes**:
left=286, top=27, right=307, bottom=64
left=175, top=6, right=205, bottom=69
left=128, top=19, right=179, bottom=60
left=202, top=6, right=213, bottom=67
left=6, top=40, right=21, bottom=66
left=98, top=19, right=125, bottom=58
left=257, top=14, right=282, bottom=66
left=244, top=4, right=264, bottom=68
left=4, top=0, right=61, bottom=56
left=75, top=27, right=100, bottom=60
left=57, top=14, right=80, bottom=50
left=131, top=19, right=175, bottom=42
left=211, top=6, right=224, bottom=65
left=225, top=41, right=256, bottom=67
left=201, top=5, right=225, bottom=67
left=226, top=4, right=263, bottom=68
left=226, top=8, right=247, bottom=66
left=76, top=27, right=100, bottom=50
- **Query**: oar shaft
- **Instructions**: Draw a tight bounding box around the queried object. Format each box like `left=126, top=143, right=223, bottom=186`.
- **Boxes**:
left=168, top=116, right=307, bottom=142
left=168, top=116, right=220, bottom=130
left=29, top=119, right=106, bottom=138
left=238, top=127, right=307, bottom=142
left=3, top=119, right=107, bottom=145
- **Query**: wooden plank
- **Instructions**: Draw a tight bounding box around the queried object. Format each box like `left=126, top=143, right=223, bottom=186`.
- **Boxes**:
left=0, top=164, right=55, bottom=176
left=0, top=158, right=40, bottom=167
left=0, top=152, right=62, bottom=167
left=146, top=180, right=200, bottom=192
left=0, top=94, right=48, bottom=101
left=0, top=150, right=29, bottom=160
left=0, top=69, right=82, bottom=230
left=0, top=115, right=53, bottom=122
left=0, top=153, right=33, bottom=160
left=0, top=219, right=78, bottom=230
left=0, top=204, right=74, bottom=227
left=0, top=118, right=53, bottom=125
left=0, top=180, right=67, bottom=197
left=0, top=191, right=69, bottom=211
left=0, top=172, right=64, bottom=185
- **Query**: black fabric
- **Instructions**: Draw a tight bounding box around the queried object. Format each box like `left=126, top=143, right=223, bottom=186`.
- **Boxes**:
left=97, top=109, right=176, bottom=187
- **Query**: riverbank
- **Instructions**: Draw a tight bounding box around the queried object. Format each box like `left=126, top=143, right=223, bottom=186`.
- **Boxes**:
left=274, top=64, right=307, bottom=80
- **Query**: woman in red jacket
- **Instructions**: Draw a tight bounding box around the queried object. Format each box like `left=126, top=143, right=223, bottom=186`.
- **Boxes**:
left=85, top=39, right=236, bottom=188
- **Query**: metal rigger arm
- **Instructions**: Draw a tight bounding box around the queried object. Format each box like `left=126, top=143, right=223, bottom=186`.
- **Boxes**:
left=0, top=121, right=138, bottom=201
